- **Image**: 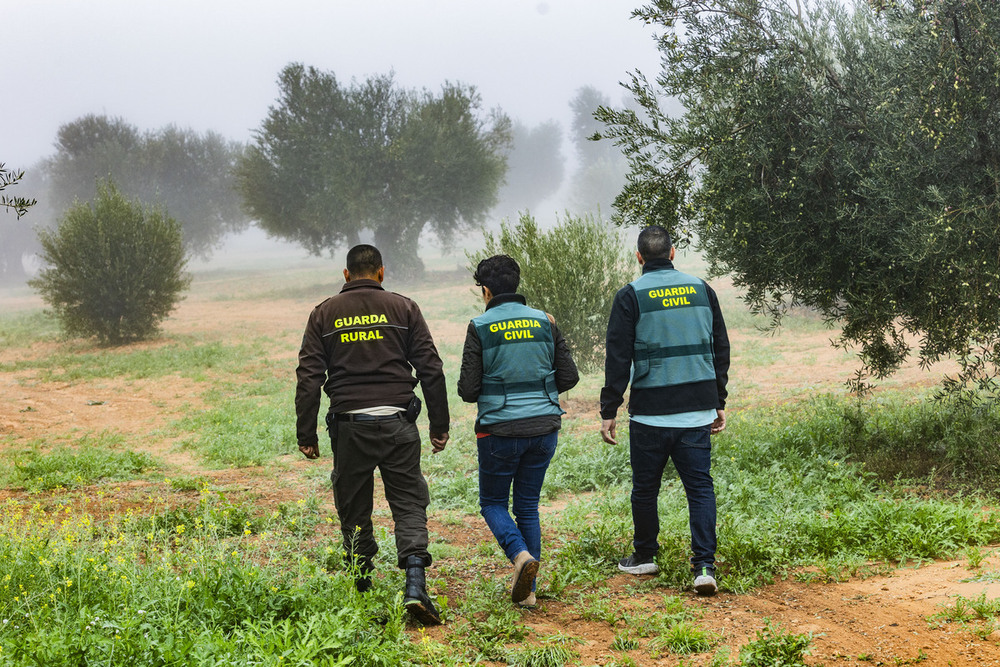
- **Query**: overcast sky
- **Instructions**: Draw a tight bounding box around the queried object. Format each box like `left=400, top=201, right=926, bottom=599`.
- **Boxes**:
left=4, top=0, right=663, bottom=169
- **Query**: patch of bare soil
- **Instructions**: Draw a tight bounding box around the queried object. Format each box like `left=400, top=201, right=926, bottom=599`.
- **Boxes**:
left=165, top=297, right=311, bottom=341
left=0, top=371, right=207, bottom=469
left=707, top=559, right=1000, bottom=666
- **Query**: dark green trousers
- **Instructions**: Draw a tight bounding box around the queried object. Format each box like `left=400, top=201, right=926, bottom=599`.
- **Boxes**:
left=327, top=413, right=432, bottom=569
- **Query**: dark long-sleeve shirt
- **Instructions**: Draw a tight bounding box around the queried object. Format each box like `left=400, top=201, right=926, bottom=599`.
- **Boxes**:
left=296, top=279, right=449, bottom=448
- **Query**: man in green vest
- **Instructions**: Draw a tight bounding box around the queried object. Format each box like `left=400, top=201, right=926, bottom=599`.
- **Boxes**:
left=600, top=226, right=730, bottom=595
left=458, top=254, right=579, bottom=606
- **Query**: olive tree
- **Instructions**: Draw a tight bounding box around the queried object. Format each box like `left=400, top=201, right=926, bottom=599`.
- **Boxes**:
left=237, top=63, right=510, bottom=280
left=30, top=180, right=190, bottom=345
left=597, top=0, right=1000, bottom=398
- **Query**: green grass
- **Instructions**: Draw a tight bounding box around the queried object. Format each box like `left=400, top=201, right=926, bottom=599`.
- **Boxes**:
left=539, top=398, right=1000, bottom=595
left=506, top=637, right=579, bottom=667
left=5, top=261, right=1000, bottom=664
left=0, top=492, right=415, bottom=666
left=0, top=337, right=251, bottom=382
left=5, top=375, right=998, bottom=661
left=175, top=375, right=298, bottom=467
left=1, top=432, right=160, bottom=491
left=0, top=309, right=61, bottom=347
left=929, top=592, right=1000, bottom=640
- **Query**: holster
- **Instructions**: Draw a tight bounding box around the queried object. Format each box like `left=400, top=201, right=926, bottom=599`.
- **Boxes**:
left=325, top=412, right=338, bottom=454
left=405, top=395, right=422, bottom=423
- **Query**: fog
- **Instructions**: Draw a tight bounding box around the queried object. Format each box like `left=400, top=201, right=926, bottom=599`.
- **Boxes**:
left=3, top=0, right=665, bottom=274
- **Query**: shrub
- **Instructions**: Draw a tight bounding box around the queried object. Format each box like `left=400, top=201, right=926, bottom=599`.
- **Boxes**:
left=30, top=179, right=190, bottom=344
left=841, top=396, right=1000, bottom=489
left=470, top=212, right=633, bottom=371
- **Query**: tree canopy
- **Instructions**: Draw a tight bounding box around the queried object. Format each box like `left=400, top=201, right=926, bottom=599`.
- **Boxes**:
left=0, top=163, right=36, bottom=219
left=597, top=0, right=1000, bottom=398
left=236, top=63, right=511, bottom=279
left=47, top=115, right=247, bottom=258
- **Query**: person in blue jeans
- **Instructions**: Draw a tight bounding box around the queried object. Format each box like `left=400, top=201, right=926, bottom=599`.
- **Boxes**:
left=600, top=225, right=730, bottom=596
left=458, top=255, right=579, bottom=606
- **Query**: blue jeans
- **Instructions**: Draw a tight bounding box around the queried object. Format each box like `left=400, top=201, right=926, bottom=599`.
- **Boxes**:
left=477, top=432, right=558, bottom=565
left=628, top=421, right=716, bottom=572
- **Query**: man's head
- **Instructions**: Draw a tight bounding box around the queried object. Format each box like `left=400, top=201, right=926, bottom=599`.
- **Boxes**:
left=344, top=244, right=384, bottom=283
left=636, top=225, right=674, bottom=264
left=474, top=255, right=520, bottom=300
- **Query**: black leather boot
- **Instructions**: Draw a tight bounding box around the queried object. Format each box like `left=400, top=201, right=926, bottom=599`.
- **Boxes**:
left=403, top=555, right=441, bottom=626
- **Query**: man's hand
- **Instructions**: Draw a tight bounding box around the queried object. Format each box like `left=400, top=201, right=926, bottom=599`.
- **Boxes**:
left=600, top=418, right=617, bottom=445
left=299, top=443, right=320, bottom=460
left=430, top=431, right=449, bottom=453
left=710, top=409, right=726, bottom=435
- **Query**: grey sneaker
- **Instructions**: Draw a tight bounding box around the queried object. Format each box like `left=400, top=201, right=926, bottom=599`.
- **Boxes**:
left=693, top=567, right=718, bottom=596
left=618, top=553, right=658, bottom=575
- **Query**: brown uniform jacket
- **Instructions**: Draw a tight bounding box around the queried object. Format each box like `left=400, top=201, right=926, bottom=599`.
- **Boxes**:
left=295, top=278, right=449, bottom=448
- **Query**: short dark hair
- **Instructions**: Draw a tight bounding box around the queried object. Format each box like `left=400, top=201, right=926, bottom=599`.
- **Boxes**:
left=637, top=225, right=672, bottom=260
left=474, top=255, right=520, bottom=295
left=346, top=244, right=383, bottom=277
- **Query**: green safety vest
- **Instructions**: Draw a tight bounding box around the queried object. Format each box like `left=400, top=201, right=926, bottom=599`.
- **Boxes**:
left=630, top=269, right=716, bottom=390
left=472, top=302, right=563, bottom=426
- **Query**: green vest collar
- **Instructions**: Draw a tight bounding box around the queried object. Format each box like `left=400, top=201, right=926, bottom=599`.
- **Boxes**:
left=485, top=292, right=527, bottom=310
left=641, top=257, right=675, bottom=274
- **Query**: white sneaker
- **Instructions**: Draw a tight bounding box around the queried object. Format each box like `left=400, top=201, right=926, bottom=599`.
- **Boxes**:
left=693, top=567, right=718, bottom=596
left=511, top=551, right=539, bottom=603
left=517, top=592, right=537, bottom=607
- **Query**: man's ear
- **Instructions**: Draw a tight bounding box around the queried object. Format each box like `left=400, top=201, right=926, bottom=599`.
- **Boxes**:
left=635, top=250, right=644, bottom=265
left=669, top=246, right=676, bottom=261
left=343, top=268, right=351, bottom=282
left=376, top=266, right=385, bottom=283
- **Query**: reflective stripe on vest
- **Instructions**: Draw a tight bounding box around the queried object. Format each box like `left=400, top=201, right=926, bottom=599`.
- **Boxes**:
left=630, top=269, right=716, bottom=390
left=472, top=302, right=563, bottom=425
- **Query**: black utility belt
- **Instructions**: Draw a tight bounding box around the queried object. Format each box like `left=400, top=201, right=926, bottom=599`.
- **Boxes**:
left=335, top=396, right=421, bottom=424
left=337, top=412, right=404, bottom=423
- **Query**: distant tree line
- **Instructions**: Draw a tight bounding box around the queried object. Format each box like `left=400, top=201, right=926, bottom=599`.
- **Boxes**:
left=3, top=74, right=632, bottom=285
left=47, top=114, right=248, bottom=258
left=0, top=116, right=247, bottom=282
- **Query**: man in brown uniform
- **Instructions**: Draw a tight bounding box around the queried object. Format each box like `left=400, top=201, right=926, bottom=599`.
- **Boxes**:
left=295, top=244, right=449, bottom=625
